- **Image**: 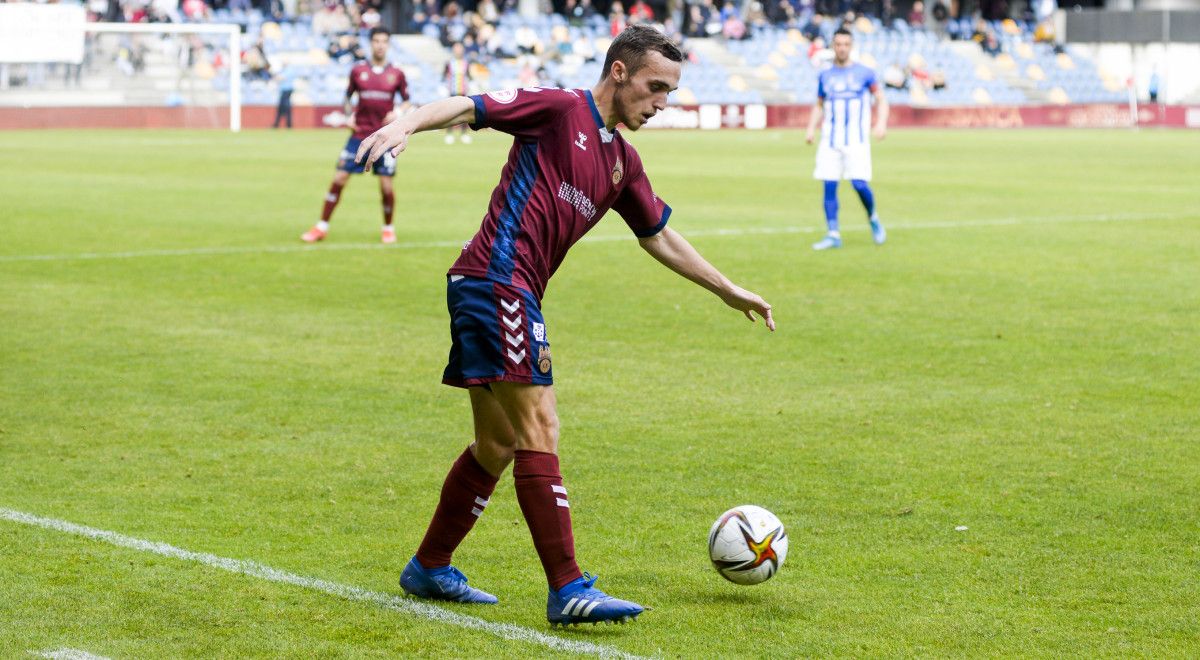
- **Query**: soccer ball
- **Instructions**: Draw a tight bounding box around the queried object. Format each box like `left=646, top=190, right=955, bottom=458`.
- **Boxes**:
left=707, top=505, right=788, bottom=585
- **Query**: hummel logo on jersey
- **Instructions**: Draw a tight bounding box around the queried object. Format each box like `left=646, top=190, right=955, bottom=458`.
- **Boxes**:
left=575, top=132, right=588, bottom=151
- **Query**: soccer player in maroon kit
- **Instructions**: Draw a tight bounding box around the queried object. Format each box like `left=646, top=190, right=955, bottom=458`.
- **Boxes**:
left=356, top=26, right=775, bottom=626
left=302, top=27, right=411, bottom=245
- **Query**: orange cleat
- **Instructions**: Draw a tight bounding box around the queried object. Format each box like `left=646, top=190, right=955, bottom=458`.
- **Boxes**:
left=301, top=226, right=328, bottom=243
left=381, top=226, right=396, bottom=244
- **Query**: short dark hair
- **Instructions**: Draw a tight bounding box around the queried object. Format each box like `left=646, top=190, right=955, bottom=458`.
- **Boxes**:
left=601, top=25, right=684, bottom=80
left=369, top=26, right=391, bottom=39
left=833, top=28, right=853, bottom=39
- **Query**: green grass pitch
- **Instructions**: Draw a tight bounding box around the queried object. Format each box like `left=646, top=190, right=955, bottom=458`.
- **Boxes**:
left=1, top=127, right=1198, bottom=657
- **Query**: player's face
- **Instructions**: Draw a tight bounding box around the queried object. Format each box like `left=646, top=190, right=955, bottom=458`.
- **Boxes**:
left=370, top=33, right=389, bottom=62
left=832, top=35, right=852, bottom=64
left=614, top=51, right=680, bottom=131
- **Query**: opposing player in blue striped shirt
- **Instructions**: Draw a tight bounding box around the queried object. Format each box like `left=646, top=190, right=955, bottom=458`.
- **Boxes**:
left=805, top=28, right=889, bottom=250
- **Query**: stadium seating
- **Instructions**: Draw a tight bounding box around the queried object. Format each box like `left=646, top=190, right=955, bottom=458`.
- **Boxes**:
left=194, top=9, right=1124, bottom=108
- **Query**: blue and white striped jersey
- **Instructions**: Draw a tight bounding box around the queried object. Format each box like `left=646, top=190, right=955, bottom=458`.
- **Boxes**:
left=817, top=63, right=879, bottom=148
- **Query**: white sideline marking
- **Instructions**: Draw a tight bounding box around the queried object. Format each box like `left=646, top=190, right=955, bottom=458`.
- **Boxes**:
left=0, top=211, right=1191, bottom=264
left=31, top=650, right=110, bottom=660
left=1, top=508, right=644, bottom=660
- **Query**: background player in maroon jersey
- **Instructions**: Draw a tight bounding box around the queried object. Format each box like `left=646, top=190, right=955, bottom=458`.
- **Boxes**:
left=357, top=26, right=774, bottom=625
left=302, top=27, right=411, bottom=245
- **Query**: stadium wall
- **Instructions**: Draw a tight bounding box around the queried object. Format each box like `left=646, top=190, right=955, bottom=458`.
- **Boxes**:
left=2, top=103, right=1198, bottom=130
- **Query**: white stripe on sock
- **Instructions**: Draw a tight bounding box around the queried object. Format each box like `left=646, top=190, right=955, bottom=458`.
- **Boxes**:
left=474, top=496, right=489, bottom=507
left=551, top=485, right=567, bottom=495
left=555, top=498, right=570, bottom=509
left=470, top=507, right=483, bottom=517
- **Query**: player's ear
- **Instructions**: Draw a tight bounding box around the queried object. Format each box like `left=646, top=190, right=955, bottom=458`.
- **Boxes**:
left=611, top=60, right=627, bottom=84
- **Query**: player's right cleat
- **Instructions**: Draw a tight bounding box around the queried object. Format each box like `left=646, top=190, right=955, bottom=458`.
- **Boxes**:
left=381, top=226, right=396, bottom=244
left=812, top=234, right=842, bottom=251
left=444, top=134, right=455, bottom=145
left=869, top=217, right=887, bottom=245
left=301, top=226, right=328, bottom=243
left=547, top=573, right=643, bottom=627
left=399, top=556, right=498, bottom=604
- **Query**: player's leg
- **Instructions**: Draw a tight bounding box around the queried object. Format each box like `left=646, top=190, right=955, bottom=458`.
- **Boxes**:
left=400, top=387, right=513, bottom=604
left=812, top=145, right=843, bottom=250
left=459, top=123, right=472, bottom=144
left=302, top=138, right=361, bottom=242
left=489, top=381, right=644, bottom=626
left=847, top=145, right=884, bottom=245
left=378, top=175, right=396, bottom=244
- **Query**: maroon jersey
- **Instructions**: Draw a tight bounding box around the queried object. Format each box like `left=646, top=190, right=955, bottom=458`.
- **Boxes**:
left=347, top=62, right=409, bottom=139
left=449, top=87, right=670, bottom=301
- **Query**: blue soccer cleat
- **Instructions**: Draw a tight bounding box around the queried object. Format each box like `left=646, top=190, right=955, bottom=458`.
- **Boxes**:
left=869, top=216, right=887, bottom=245
left=546, top=573, right=644, bottom=627
left=399, top=556, right=498, bottom=604
left=812, top=233, right=842, bottom=251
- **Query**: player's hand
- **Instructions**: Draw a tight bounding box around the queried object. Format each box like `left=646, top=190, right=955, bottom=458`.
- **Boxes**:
left=805, top=129, right=815, bottom=145
left=356, top=121, right=412, bottom=171
left=720, top=286, right=775, bottom=332
left=872, top=124, right=887, bottom=140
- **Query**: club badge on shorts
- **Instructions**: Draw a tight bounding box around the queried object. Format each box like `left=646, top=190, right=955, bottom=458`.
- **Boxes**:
left=537, top=346, right=552, bottom=374
left=612, top=158, right=624, bottom=186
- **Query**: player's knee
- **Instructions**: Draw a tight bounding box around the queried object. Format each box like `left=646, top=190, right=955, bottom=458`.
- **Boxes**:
left=851, top=179, right=870, bottom=192
left=520, top=408, right=560, bottom=452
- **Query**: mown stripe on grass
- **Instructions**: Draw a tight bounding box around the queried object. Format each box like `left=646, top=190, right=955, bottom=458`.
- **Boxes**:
left=0, top=212, right=1191, bottom=264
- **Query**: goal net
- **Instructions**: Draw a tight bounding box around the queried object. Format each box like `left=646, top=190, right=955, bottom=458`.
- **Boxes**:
left=0, top=4, right=243, bottom=131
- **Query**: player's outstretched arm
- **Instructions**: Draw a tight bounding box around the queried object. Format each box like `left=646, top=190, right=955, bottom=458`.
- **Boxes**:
left=805, top=99, right=823, bottom=145
left=638, top=227, right=775, bottom=331
left=355, top=96, right=476, bottom=167
left=872, top=87, right=889, bottom=140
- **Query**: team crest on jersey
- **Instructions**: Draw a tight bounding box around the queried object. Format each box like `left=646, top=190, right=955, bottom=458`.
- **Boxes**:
left=360, top=71, right=369, bottom=81
left=537, top=346, right=552, bottom=374
left=486, top=89, right=518, bottom=104
left=611, top=158, right=624, bottom=186
left=386, top=73, right=396, bottom=85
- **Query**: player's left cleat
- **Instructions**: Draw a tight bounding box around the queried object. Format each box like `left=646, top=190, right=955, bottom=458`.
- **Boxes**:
left=546, top=573, right=643, bottom=627
left=869, top=217, right=887, bottom=245
left=461, top=134, right=472, bottom=145
left=399, top=556, right=498, bottom=604
left=301, top=226, right=328, bottom=243
left=382, top=226, right=396, bottom=244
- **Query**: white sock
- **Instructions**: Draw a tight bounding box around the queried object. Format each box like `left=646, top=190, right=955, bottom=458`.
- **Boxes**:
left=828, top=230, right=841, bottom=238
left=316, top=221, right=330, bottom=232
left=383, top=224, right=394, bottom=231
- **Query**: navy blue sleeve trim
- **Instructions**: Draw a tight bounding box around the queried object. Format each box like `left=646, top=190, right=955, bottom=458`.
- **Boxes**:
left=468, top=95, right=487, bottom=131
left=633, top=204, right=671, bottom=238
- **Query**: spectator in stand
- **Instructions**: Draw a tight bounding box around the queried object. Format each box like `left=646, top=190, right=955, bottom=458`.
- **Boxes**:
left=181, top=0, right=210, bottom=21
left=907, top=0, right=925, bottom=27
left=441, top=2, right=469, bottom=47
left=628, top=0, right=655, bottom=23
left=883, top=63, right=907, bottom=89
left=328, top=34, right=366, bottom=63
left=802, top=13, right=823, bottom=40
left=609, top=1, right=629, bottom=36
left=478, top=0, right=500, bottom=23
left=701, top=0, right=723, bottom=35
left=930, top=70, right=946, bottom=90
left=361, top=5, right=382, bottom=30
left=313, top=1, right=352, bottom=35
left=981, top=30, right=1001, bottom=56
left=721, top=1, right=746, bottom=39
left=244, top=38, right=272, bottom=80
left=686, top=4, right=707, bottom=37
left=745, top=2, right=769, bottom=31
left=568, top=0, right=597, bottom=26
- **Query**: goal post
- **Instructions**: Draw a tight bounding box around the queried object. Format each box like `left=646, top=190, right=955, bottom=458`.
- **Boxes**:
left=86, top=22, right=243, bottom=132
left=0, top=4, right=243, bottom=132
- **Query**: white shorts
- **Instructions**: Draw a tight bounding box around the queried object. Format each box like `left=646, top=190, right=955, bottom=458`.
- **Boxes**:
left=813, top=142, right=872, bottom=181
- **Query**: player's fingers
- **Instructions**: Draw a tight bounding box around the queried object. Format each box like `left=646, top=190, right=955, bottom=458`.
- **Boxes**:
left=356, top=136, right=376, bottom=164
left=743, top=309, right=756, bottom=323
left=764, top=307, right=776, bottom=332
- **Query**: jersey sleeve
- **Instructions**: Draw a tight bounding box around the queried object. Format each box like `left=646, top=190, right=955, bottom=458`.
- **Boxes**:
left=613, top=151, right=670, bottom=238
left=468, top=88, right=575, bottom=141
left=864, top=66, right=879, bottom=93
left=396, top=70, right=410, bottom=102
left=346, top=66, right=359, bottom=97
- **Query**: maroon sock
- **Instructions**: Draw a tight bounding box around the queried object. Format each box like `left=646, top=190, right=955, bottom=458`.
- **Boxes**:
left=320, top=181, right=345, bottom=222
left=414, top=446, right=500, bottom=569
left=514, top=450, right=583, bottom=590
left=381, top=190, right=395, bottom=226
